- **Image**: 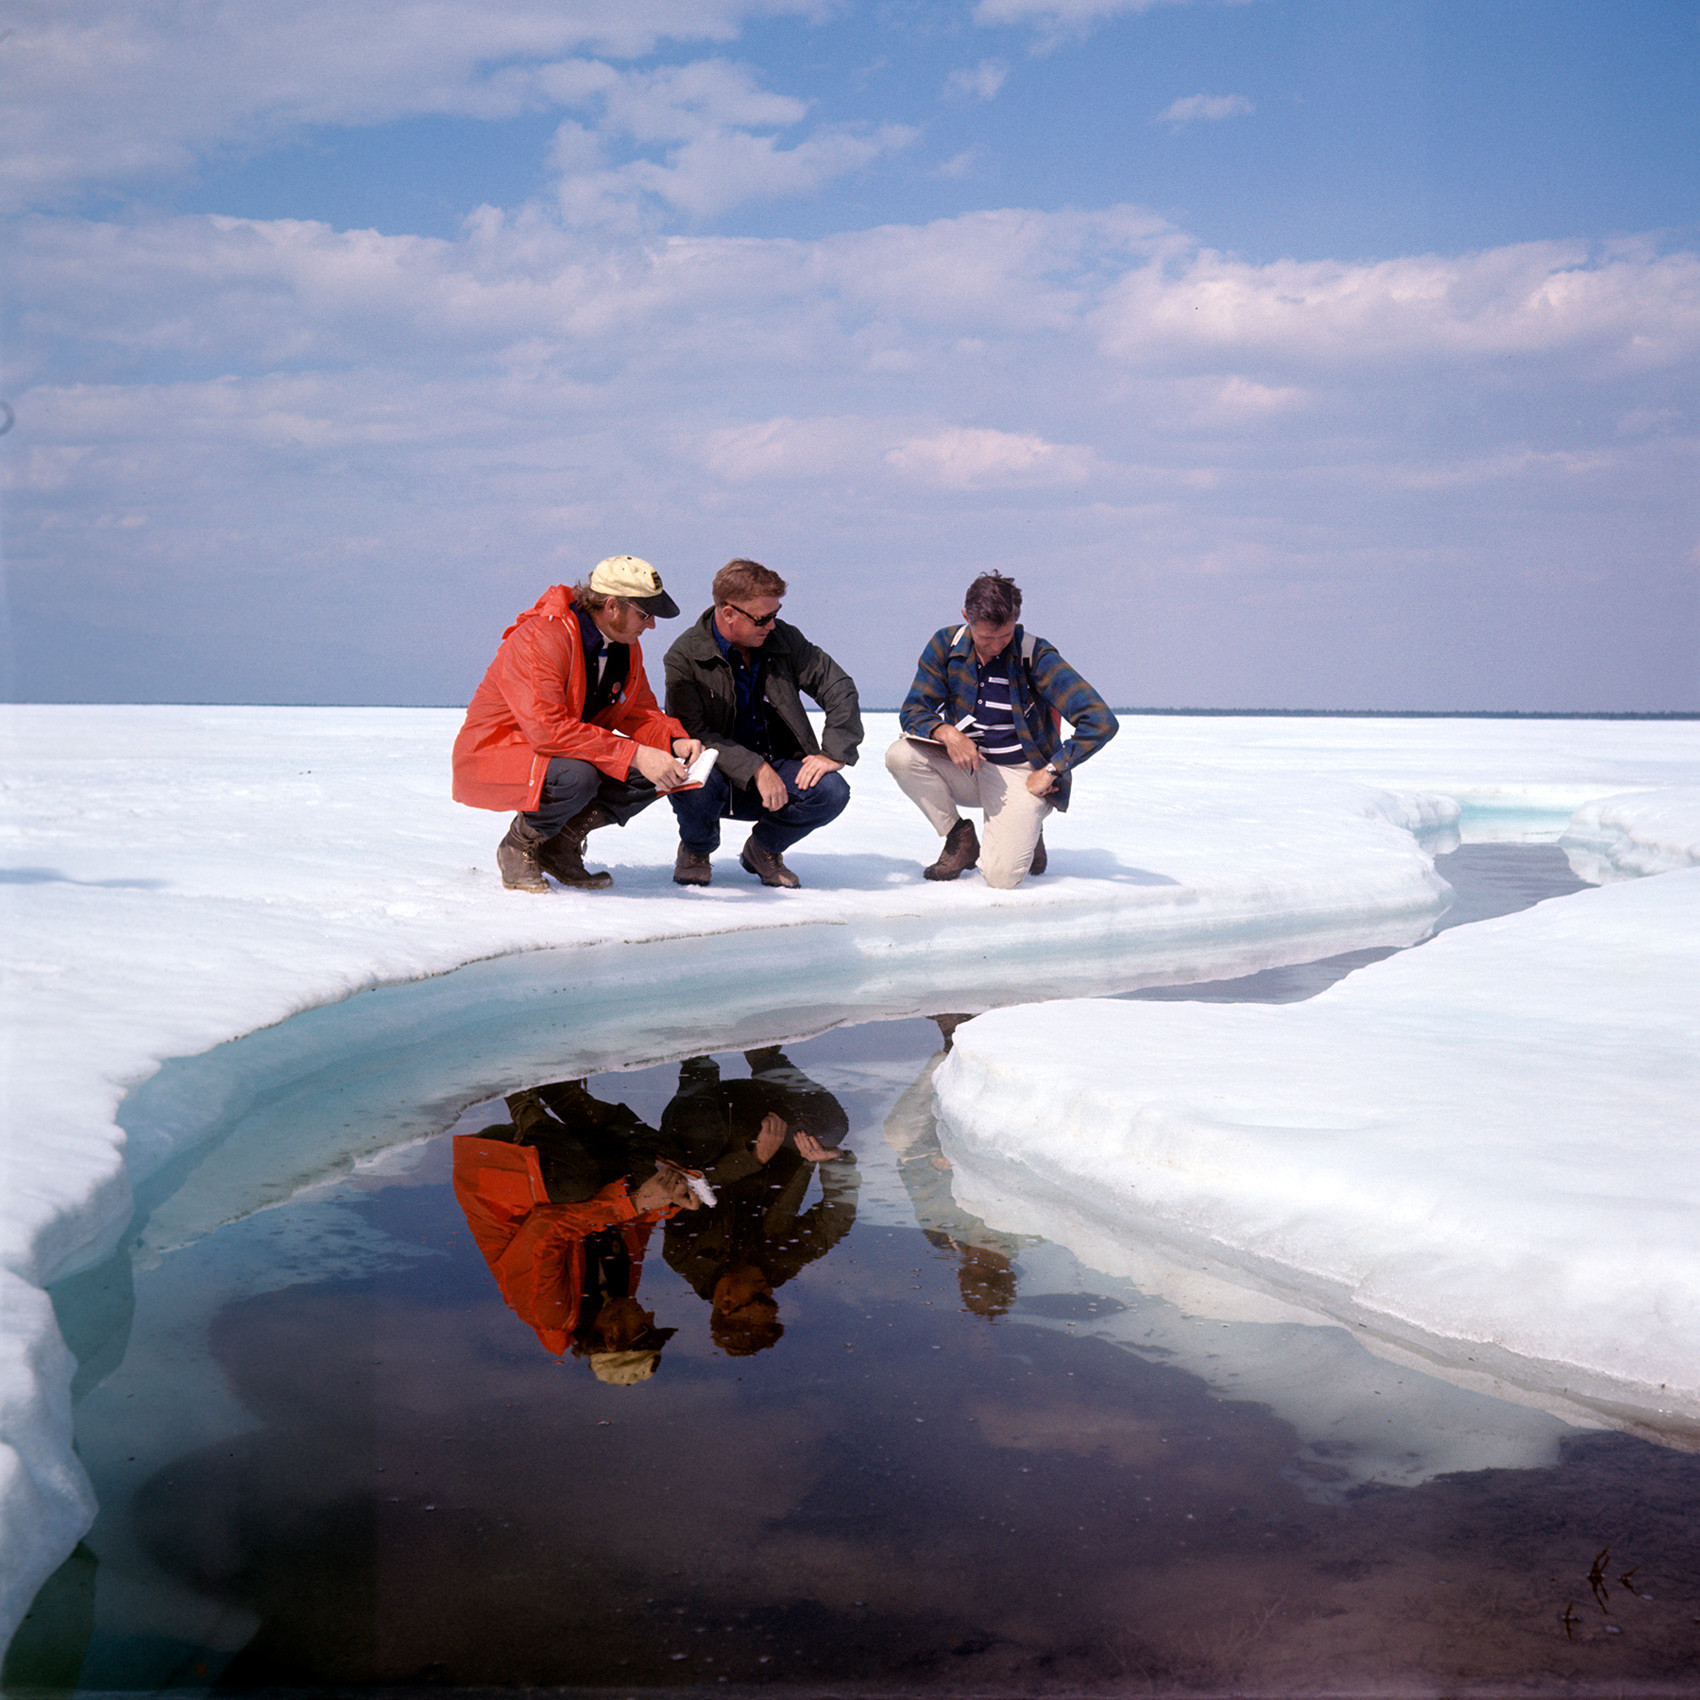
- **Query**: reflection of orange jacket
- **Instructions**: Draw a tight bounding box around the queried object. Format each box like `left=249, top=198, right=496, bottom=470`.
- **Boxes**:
left=451, top=586, right=686, bottom=812
left=451, top=1135, right=668, bottom=1355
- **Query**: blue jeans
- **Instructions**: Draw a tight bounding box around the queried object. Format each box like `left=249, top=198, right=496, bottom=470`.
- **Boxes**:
left=669, top=758, right=851, bottom=856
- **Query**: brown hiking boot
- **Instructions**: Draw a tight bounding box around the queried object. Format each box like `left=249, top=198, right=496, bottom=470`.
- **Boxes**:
left=674, top=845, right=712, bottom=886
left=924, top=817, right=979, bottom=881
left=497, top=815, right=551, bottom=892
left=739, top=835, right=800, bottom=888
left=538, top=803, right=614, bottom=890
left=1028, top=831, right=1047, bottom=876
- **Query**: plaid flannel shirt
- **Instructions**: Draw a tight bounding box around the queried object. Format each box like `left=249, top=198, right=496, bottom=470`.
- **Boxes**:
left=897, top=624, right=1118, bottom=812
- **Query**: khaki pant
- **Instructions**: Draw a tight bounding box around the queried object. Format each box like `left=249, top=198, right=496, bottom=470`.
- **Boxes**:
left=884, top=736, right=1051, bottom=889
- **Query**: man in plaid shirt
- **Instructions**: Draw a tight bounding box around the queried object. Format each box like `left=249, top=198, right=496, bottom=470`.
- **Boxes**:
left=886, top=572, right=1118, bottom=887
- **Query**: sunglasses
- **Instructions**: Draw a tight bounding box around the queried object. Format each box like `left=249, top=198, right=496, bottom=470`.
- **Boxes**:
left=726, top=601, right=780, bottom=628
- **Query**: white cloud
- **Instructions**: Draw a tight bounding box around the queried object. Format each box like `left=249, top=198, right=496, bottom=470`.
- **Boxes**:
left=1153, top=93, right=1255, bottom=128
left=601, top=58, right=807, bottom=142
left=945, top=60, right=1009, bottom=101
left=884, top=427, right=1095, bottom=488
left=1156, top=375, right=1308, bottom=428
left=822, top=206, right=1172, bottom=333
left=1091, top=238, right=1700, bottom=372
left=537, top=57, right=914, bottom=224
left=701, top=416, right=878, bottom=481
left=0, top=0, right=825, bottom=211
left=971, top=0, right=1194, bottom=37
left=607, top=122, right=915, bottom=220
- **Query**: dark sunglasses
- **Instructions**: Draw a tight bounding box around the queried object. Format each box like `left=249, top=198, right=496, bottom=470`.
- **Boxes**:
left=726, top=601, right=780, bottom=628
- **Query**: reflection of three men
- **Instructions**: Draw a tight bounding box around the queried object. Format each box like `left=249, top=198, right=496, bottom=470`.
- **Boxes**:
left=452, top=554, right=1119, bottom=892
left=452, top=1052, right=857, bottom=1379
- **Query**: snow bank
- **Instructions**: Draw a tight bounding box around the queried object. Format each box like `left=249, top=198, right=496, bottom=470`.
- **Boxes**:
left=1561, top=787, right=1700, bottom=882
left=0, top=704, right=1692, bottom=1649
left=933, top=868, right=1700, bottom=1441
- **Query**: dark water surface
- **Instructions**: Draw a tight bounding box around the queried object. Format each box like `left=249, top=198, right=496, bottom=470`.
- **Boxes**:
left=17, top=846, right=1700, bottom=1698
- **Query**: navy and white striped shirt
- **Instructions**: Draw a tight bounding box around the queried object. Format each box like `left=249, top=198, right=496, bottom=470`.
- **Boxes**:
left=971, top=660, right=1027, bottom=765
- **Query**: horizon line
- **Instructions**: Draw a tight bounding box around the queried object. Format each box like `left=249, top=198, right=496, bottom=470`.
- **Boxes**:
left=5, top=702, right=1697, bottom=721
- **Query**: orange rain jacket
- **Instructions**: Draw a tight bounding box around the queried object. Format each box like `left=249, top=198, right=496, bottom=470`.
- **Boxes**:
left=451, top=585, right=687, bottom=814
left=451, top=1134, right=673, bottom=1355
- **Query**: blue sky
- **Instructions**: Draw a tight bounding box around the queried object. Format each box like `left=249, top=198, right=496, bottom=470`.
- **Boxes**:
left=3, top=0, right=1697, bottom=708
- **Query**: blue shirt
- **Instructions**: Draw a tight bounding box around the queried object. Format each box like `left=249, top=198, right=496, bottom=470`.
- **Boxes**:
left=712, top=622, right=773, bottom=759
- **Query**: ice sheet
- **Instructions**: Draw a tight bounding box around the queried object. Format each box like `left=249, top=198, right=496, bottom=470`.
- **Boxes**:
left=1, top=703, right=1694, bottom=1649
left=933, top=868, right=1700, bottom=1441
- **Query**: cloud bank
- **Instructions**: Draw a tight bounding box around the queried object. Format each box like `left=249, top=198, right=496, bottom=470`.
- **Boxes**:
left=8, top=201, right=1696, bottom=709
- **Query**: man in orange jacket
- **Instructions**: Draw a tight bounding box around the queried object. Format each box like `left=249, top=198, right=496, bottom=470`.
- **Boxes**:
left=452, top=555, right=704, bottom=891
left=452, top=1080, right=708, bottom=1377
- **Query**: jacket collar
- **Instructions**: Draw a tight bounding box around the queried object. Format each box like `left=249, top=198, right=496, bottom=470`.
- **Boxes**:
left=952, top=622, right=1025, bottom=665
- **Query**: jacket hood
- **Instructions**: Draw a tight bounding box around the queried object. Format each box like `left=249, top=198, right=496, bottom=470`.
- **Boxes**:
left=502, top=583, right=578, bottom=641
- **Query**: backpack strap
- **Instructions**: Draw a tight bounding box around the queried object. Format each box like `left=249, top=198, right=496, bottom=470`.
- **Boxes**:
left=1018, top=632, right=1060, bottom=737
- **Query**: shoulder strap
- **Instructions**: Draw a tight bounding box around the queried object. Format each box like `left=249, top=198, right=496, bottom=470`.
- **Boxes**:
left=1017, top=631, right=1060, bottom=735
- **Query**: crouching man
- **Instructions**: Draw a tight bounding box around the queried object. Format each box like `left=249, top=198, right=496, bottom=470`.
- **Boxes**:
left=452, top=555, right=703, bottom=891
left=662, top=558, right=862, bottom=889
left=886, top=571, right=1117, bottom=888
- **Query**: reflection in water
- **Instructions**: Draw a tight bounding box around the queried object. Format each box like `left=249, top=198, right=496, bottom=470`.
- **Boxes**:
left=454, top=1054, right=859, bottom=1371
left=452, top=1079, right=703, bottom=1380
left=660, top=1049, right=858, bottom=1356
left=885, top=1015, right=1034, bottom=1318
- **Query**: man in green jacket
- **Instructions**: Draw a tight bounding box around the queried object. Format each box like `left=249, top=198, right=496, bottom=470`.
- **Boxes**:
left=663, top=558, right=862, bottom=888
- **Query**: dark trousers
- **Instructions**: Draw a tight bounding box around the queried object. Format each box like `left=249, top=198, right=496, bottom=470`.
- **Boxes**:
left=522, top=757, right=662, bottom=837
left=668, top=757, right=851, bottom=856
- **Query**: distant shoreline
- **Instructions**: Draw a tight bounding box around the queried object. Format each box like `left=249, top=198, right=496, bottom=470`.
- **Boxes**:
left=7, top=703, right=1695, bottom=721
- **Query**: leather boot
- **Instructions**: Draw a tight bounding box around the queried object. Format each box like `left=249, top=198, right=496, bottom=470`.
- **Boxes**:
left=538, top=803, right=615, bottom=890
left=924, top=817, right=980, bottom=881
left=1028, top=831, right=1047, bottom=876
left=674, top=844, right=712, bottom=886
left=740, top=834, right=801, bottom=889
left=497, top=815, right=551, bottom=892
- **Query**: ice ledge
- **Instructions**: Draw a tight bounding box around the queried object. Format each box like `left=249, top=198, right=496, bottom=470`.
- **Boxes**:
left=933, top=867, right=1700, bottom=1441
left=1561, top=787, right=1700, bottom=882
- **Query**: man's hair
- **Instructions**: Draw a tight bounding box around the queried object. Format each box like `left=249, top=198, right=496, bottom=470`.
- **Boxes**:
left=713, top=558, right=788, bottom=606
left=572, top=582, right=613, bottom=613
left=963, top=572, right=1022, bottom=625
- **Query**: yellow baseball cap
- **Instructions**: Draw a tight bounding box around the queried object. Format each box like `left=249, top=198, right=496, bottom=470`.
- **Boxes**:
left=589, top=554, right=680, bottom=618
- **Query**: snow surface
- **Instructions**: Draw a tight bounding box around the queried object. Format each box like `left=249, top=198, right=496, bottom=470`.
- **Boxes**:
left=2, top=703, right=1697, bottom=1648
